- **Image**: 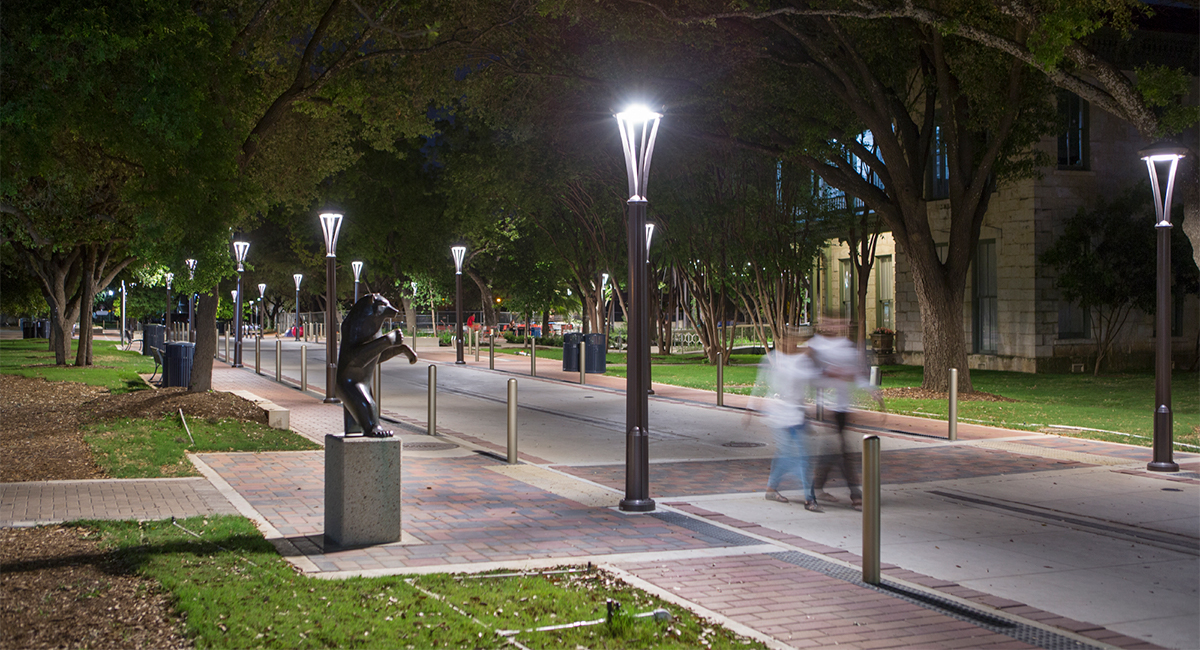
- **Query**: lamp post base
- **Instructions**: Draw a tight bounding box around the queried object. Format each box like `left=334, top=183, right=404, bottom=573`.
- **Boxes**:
left=1147, top=461, right=1180, bottom=472
left=324, top=397, right=342, bottom=404
left=618, top=498, right=656, bottom=512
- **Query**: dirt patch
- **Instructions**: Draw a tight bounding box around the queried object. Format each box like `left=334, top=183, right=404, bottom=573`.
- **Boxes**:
left=1, top=374, right=266, bottom=483
left=0, top=525, right=191, bottom=650
left=881, top=386, right=1018, bottom=402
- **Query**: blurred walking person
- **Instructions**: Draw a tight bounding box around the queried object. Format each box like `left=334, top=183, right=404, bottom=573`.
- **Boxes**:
left=749, top=328, right=823, bottom=512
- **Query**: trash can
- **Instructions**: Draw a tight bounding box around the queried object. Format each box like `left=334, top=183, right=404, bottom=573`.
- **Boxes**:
left=163, top=342, right=195, bottom=388
left=584, top=333, right=607, bottom=373
left=562, top=332, right=583, bottom=372
left=142, top=324, right=165, bottom=355
left=20, top=319, right=36, bottom=339
left=36, top=319, right=51, bottom=338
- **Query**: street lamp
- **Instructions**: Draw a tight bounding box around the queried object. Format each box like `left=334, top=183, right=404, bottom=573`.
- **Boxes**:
left=258, top=283, right=267, bottom=338
left=185, top=259, right=197, bottom=342
left=452, top=245, right=467, bottom=364
left=615, top=103, right=662, bottom=512
left=165, top=272, right=174, bottom=342
left=319, top=212, right=343, bottom=403
left=231, top=236, right=250, bottom=367
left=1140, top=140, right=1187, bottom=472
left=352, top=261, right=364, bottom=303
left=293, top=273, right=303, bottom=341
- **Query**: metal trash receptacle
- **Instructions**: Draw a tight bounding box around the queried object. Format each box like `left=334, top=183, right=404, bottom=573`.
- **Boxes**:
left=163, top=342, right=195, bottom=387
left=21, top=319, right=36, bottom=339
left=562, top=332, right=583, bottom=372
left=142, top=324, right=165, bottom=355
left=584, top=333, right=607, bottom=373
left=36, top=320, right=51, bottom=339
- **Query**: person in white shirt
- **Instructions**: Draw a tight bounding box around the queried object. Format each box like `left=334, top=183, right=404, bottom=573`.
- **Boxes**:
left=750, top=329, right=824, bottom=512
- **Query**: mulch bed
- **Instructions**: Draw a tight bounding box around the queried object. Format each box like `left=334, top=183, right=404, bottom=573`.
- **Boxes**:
left=881, top=386, right=1017, bottom=402
left=1, top=373, right=268, bottom=649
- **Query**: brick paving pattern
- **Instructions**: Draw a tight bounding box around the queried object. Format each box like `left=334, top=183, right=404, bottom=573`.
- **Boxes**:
left=0, top=478, right=238, bottom=526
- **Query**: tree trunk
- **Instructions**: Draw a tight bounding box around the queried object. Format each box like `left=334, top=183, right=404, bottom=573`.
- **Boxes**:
left=188, top=287, right=218, bottom=393
left=1180, top=160, right=1200, bottom=272
left=465, top=269, right=497, bottom=326
left=910, top=256, right=971, bottom=393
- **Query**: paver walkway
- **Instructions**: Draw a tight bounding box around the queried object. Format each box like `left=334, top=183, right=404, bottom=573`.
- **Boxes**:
left=3, top=340, right=1196, bottom=649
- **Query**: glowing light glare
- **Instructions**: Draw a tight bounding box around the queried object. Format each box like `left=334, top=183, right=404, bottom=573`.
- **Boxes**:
left=293, top=273, right=303, bottom=290
left=258, top=283, right=266, bottom=298
left=614, top=105, right=663, bottom=200
left=351, top=260, right=363, bottom=282
left=451, top=246, right=467, bottom=273
left=1139, top=141, right=1188, bottom=227
left=232, top=239, right=250, bottom=271
left=319, top=212, right=344, bottom=257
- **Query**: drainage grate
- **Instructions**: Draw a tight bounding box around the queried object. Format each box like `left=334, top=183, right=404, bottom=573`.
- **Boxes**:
left=722, top=441, right=765, bottom=448
left=403, top=442, right=459, bottom=451
left=1174, top=471, right=1200, bottom=480
left=768, top=551, right=1101, bottom=650
left=649, top=512, right=761, bottom=546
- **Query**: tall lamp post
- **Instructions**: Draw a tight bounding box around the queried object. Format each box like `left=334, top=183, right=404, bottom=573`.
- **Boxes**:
left=352, top=261, right=364, bottom=303
left=258, top=283, right=267, bottom=337
left=1140, top=140, right=1187, bottom=473
left=165, top=273, right=174, bottom=342
left=293, top=274, right=303, bottom=341
left=452, top=245, right=467, bottom=364
left=319, top=212, right=343, bottom=403
left=231, top=236, right=250, bottom=367
left=615, top=104, right=662, bottom=512
left=185, top=259, right=197, bottom=342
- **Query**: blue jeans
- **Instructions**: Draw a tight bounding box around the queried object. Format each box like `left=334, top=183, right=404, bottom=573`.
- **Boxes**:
left=767, top=422, right=815, bottom=502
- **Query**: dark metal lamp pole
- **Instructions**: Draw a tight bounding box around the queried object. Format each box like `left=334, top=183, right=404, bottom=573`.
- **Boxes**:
left=1140, top=141, right=1186, bottom=473
left=165, top=273, right=174, bottom=343
left=615, top=104, right=662, bottom=513
left=293, top=274, right=303, bottom=341
left=232, top=238, right=250, bottom=367
left=452, top=246, right=467, bottom=364
left=185, top=259, right=197, bottom=342
left=320, top=212, right=344, bottom=404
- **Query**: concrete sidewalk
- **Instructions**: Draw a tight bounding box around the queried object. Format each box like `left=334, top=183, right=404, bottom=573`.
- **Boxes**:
left=3, top=341, right=1197, bottom=649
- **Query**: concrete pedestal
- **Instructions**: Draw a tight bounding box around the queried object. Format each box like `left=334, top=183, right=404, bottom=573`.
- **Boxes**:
left=324, top=434, right=402, bottom=548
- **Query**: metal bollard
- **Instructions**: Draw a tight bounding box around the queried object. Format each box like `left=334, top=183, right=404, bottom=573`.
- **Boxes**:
left=716, top=351, right=724, bottom=407
left=474, top=328, right=480, bottom=362
left=427, top=365, right=437, bottom=436
left=530, top=340, right=536, bottom=377
left=275, top=340, right=282, bottom=382
left=300, top=345, right=307, bottom=392
left=579, top=340, right=586, bottom=384
left=870, top=365, right=879, bottom=386
left=373, top=363, right=382, bottom=421
left=507, top=378, right=518, bottom=464
left=255, top=337, right=261, bottom=374
left=863, top=434, right=881, bottom=585
left=489, top=334, right=495, bottom=370
left=224, top=331, right=230, bottom=363
left=948, top=368, right=958, bottom=441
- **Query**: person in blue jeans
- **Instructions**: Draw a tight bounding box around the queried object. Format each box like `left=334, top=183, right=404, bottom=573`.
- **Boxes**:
left=751, top=329, right=823, bottom=512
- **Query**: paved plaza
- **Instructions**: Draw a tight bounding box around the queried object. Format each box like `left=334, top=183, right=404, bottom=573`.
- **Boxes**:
left=3, top=335, right=1197, bottom=649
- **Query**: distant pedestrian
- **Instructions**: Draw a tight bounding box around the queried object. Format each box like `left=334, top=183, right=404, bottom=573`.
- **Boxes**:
left=748, top=328, right=823, bottom=512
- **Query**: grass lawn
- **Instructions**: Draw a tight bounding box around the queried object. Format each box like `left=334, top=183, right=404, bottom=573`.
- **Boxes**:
left=84, top=416, right=320, bottom=478
left=0, top=339, right=153, bottom=393
left=87, top=515, right=764, bottom=649
left=872, top=365, right=1200, bottom=450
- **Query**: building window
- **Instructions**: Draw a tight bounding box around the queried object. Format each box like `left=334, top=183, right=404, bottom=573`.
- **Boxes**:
left=973, top=240, right=998, bottom=354
left=1057, top=301, right=1089, bottom=339
left=876, top=255, right=893, bottom=330
left=839, top=258, right=854, bottom=320
left=928, top=125, right=949, bottom=199
left=1057, top=91, right=1089, bottom=170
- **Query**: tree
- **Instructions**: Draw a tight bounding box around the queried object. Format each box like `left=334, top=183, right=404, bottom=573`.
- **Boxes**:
left=1041, top=184, right=1198, bottom=374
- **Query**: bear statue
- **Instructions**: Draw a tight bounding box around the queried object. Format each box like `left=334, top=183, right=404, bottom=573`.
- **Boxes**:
left=335, top=294, right=418, bottom=437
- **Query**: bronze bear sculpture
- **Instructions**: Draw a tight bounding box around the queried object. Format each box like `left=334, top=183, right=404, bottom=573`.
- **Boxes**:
left=335, top=294, right=418, bottom=437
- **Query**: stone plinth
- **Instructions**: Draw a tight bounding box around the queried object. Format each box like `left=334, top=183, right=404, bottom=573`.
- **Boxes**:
left=324, top=434, right=401, bottom=548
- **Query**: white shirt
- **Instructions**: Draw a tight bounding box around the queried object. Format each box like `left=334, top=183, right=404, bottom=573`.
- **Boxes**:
left=755, top=350, right=817, bottom=428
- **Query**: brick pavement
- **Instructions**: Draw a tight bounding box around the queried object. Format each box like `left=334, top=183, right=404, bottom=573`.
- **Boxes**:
left=0, top=478, right=238, bottom=526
